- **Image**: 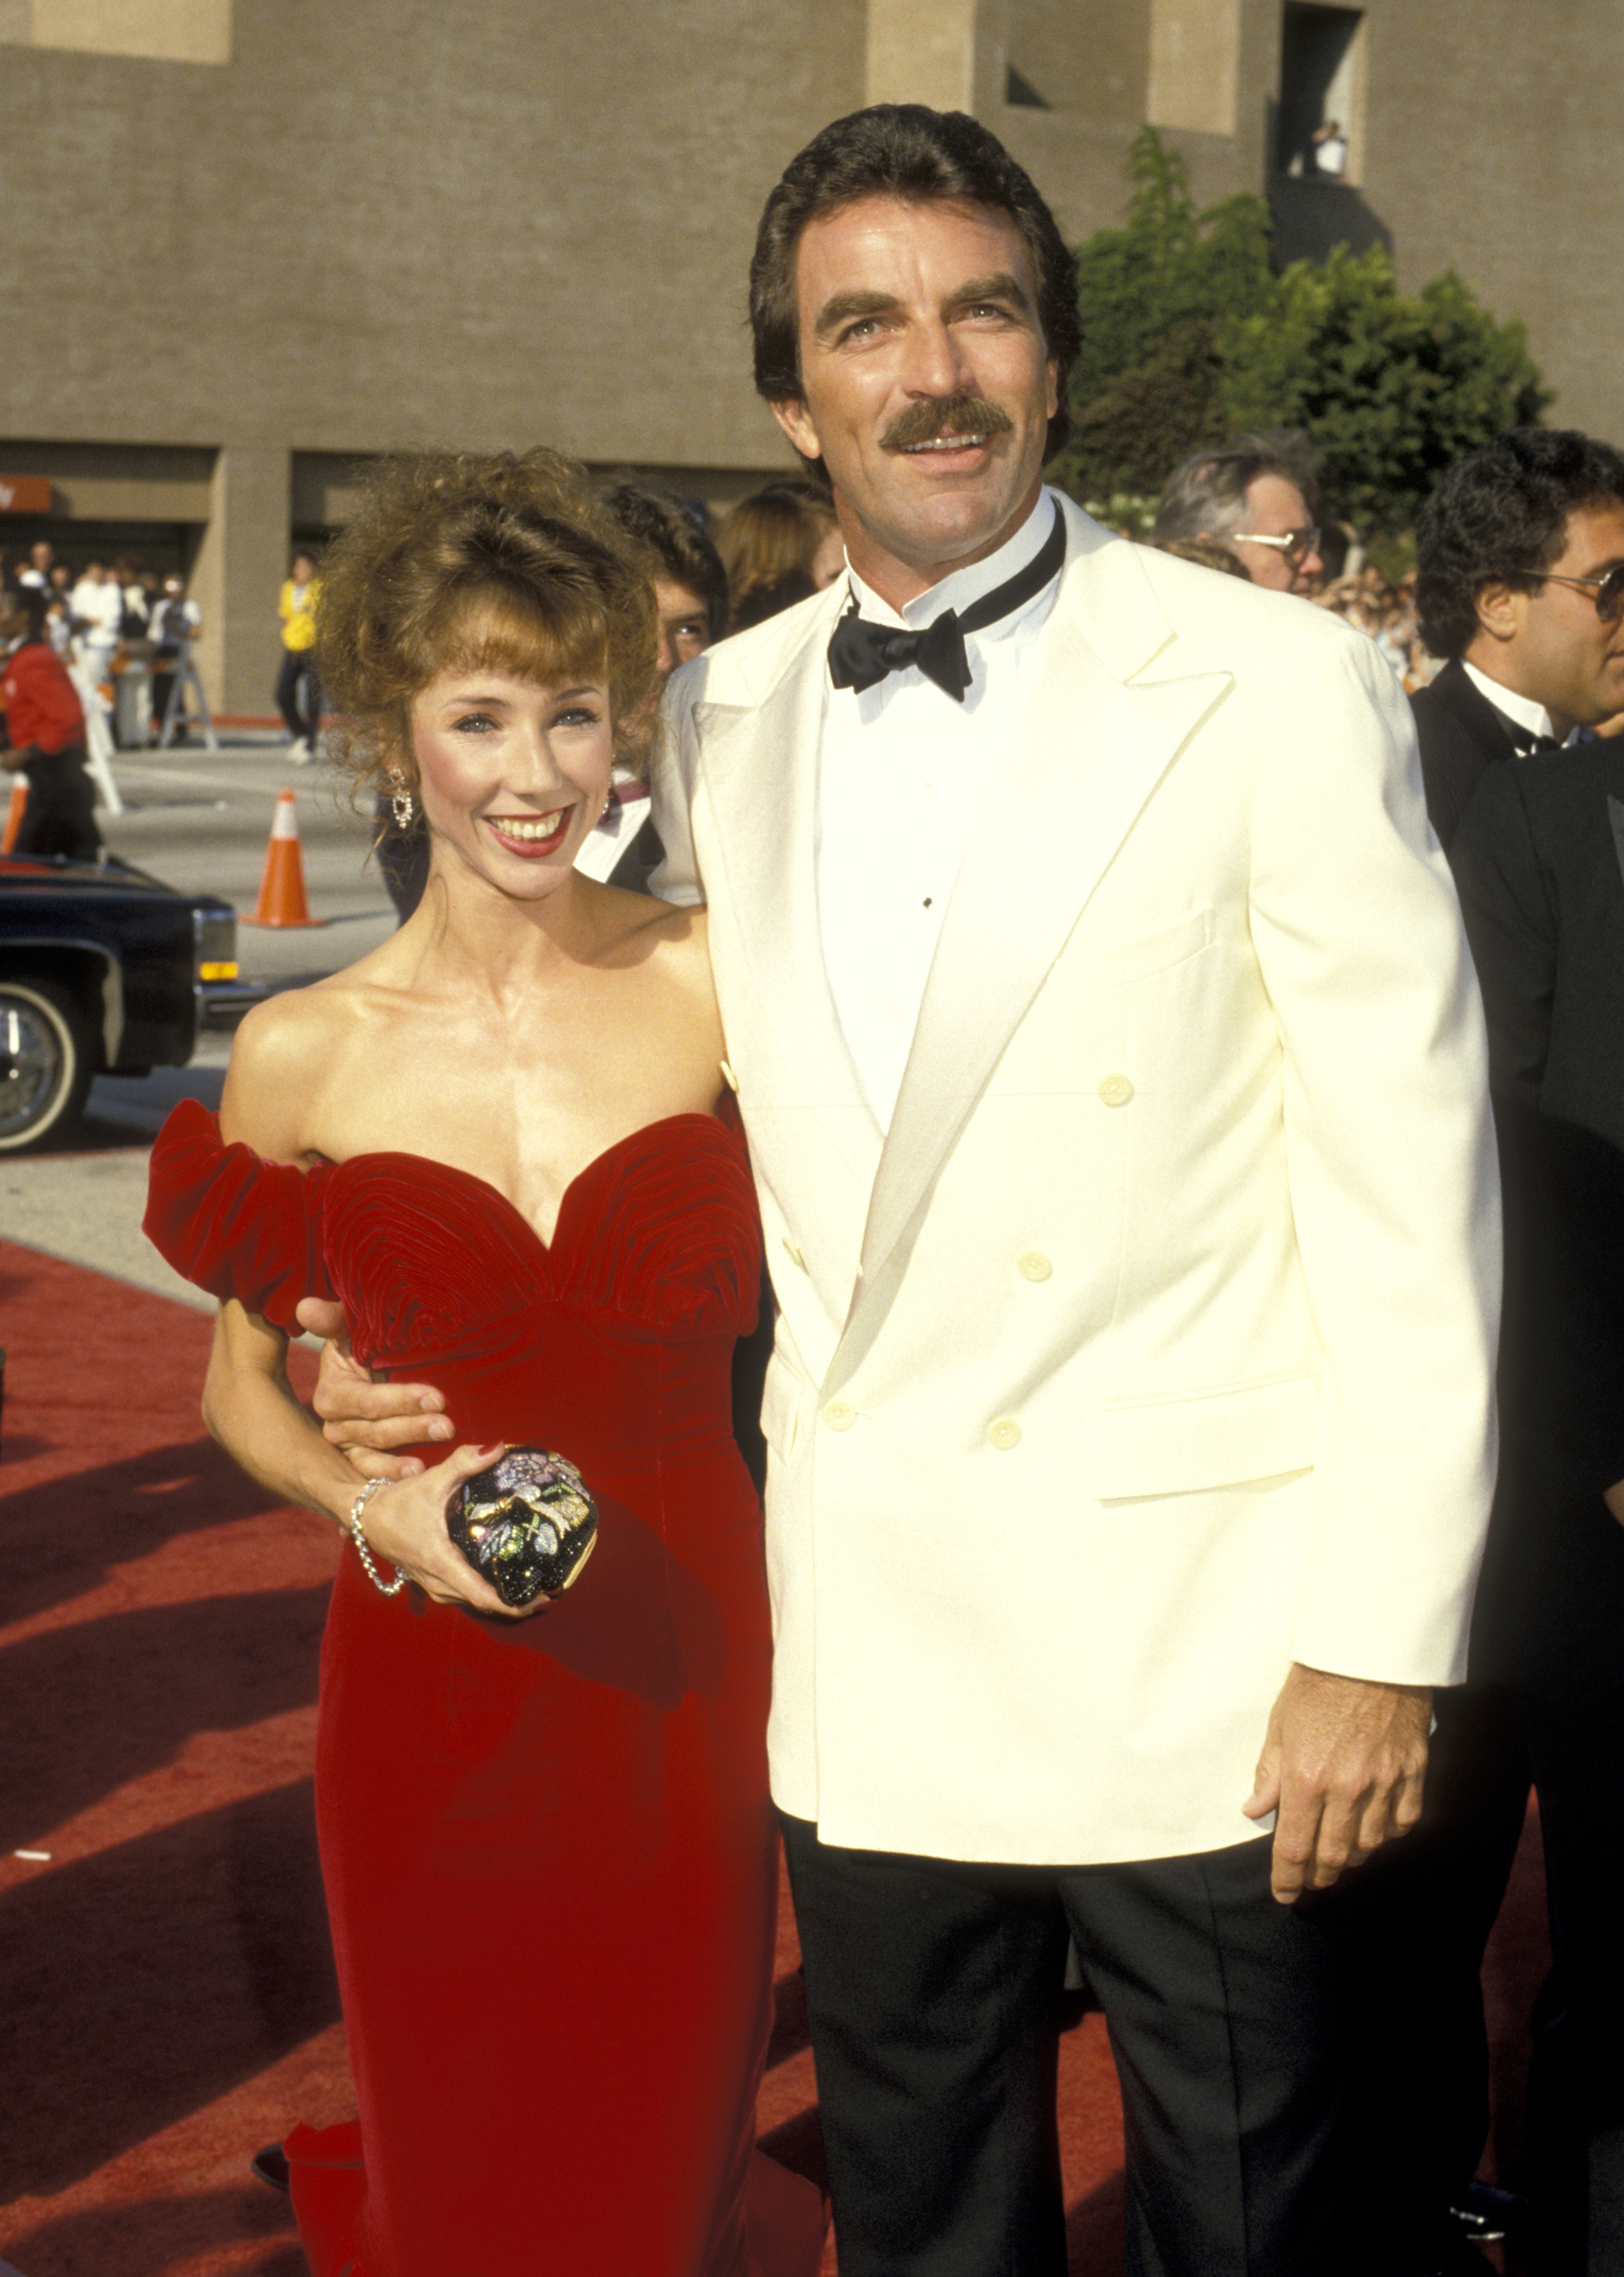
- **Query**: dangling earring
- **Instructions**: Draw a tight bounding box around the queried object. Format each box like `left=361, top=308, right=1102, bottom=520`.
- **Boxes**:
left=387, top=768, right=416, bottom=830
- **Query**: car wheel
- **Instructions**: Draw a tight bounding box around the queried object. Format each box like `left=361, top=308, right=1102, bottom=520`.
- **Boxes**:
left=0, top=980, right=96, bottom=1152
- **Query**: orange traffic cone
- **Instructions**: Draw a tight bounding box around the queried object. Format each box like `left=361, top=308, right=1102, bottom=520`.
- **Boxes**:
left=1, top=777, right=27, bottom=855
left=244, top=787, right=322, bottom=927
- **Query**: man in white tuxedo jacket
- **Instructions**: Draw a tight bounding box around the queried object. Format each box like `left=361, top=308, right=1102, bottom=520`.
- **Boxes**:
left=648, top=107, right=1499, bottom=2277
left=307, top=102, right=1497, bottom=2277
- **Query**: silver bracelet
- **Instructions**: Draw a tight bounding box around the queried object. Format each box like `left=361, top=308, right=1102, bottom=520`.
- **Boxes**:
left=347, top=1477, right=408, bottom=1597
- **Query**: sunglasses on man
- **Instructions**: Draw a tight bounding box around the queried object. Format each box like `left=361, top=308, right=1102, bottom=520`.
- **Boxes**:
left=1518, top=564, right=1624, bottom=625
left=1232, top=527, right=1321, bottom=563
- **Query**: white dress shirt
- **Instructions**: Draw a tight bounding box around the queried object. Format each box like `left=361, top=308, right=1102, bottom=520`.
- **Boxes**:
left=1462, top=659, right=1555, bottom=745
left=817, top=490, right=1064, bottom=1129
left=574, top=770, right=652, bottom=883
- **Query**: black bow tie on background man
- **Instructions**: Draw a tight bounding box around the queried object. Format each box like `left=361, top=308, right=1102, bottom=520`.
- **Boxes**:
left=827, top=502, right=1067, bottom=702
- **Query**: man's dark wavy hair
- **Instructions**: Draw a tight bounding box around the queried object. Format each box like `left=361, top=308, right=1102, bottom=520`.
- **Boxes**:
left=1416, top=428, right=1624, bottom=660
left=597, top=479, right=729, bottom=647
left=749, top=105, right=1082, bottom=463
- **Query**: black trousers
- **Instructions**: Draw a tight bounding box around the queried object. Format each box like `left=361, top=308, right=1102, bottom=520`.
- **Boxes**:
left=275, top=647, right=320, bottom=741
left=149, top=646, right=184, bottom=743
left=14, top=749, right=99, bottom=861
left=781, top=1814, right=1360, bottom=2277
left=1374, top=1488, right=1624, bottom=2275
left=1488, top=1490, right=1624, bottom=2276
left=1340, top=1684, right=1530, bottom=2265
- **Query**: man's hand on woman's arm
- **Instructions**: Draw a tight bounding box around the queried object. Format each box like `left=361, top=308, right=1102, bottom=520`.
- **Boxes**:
left=297, top=1296, right=458, bottom=1481
left=207, top=1299, right=540, bottom=1620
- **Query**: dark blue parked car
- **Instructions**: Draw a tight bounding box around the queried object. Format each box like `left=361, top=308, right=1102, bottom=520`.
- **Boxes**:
left=0, top=850, right=260, bottom=1149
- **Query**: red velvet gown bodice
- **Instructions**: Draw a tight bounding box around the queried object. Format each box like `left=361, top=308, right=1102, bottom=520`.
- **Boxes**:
left=142, top=1099, right=814, bottom=2277
left=146, top=1094, right=761, bottom=1466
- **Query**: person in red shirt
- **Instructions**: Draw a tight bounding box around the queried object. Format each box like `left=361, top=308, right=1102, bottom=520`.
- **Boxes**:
left=0, top=589, right=100, bottom=860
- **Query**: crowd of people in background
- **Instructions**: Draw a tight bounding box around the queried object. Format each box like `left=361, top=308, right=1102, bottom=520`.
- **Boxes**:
left=0, top=536, right=206, bottom=751
left=11, top=432, right=1616, bottom=779
left=0, top=582, right=100, bottom=860
left=1141, top=427, right=1624, bottom=741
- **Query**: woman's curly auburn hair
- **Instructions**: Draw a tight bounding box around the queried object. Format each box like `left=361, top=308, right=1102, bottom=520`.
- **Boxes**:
left=315, top=448, right=658, bottom=798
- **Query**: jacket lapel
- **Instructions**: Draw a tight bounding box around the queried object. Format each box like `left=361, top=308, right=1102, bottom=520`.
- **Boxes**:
left=1432, top=657, right=1524, bottom=763
left=691, top=598, right=884, bottom=1194
left=832, top=523, right=1231, bottom=1383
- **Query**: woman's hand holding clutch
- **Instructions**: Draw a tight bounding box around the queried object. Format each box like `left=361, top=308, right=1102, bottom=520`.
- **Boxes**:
left=349, top=1441, right=551, bottom=1621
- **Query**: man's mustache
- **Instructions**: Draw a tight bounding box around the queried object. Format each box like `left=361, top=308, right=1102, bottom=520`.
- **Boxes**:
left=880, top=394, right=1015, bottom=453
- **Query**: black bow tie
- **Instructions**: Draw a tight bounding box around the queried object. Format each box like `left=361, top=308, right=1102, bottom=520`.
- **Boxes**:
left=827, top=502, right=1066, bottom=701
left=1509, top=727, right=1561, bottom=757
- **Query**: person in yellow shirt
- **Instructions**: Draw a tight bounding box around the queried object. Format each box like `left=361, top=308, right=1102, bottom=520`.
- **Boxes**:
left=276, top=550, right=322, bottom=762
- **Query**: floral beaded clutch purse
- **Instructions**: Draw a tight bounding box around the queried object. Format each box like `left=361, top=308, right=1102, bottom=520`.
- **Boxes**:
left=446, top=1447, right=599, bottom=1608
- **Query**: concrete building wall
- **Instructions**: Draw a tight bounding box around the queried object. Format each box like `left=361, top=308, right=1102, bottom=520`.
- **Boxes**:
left=971, top=0, right=1624, bottom=449
left=2, top=0, right=1619, bottom=708
left=1357, top=0, right=1620, bottom=443
left=0, top=0, right=864, bottom=705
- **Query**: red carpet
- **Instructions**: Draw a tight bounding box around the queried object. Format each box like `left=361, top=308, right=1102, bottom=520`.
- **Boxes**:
left=0, top=1239, right=1543, bottom=2275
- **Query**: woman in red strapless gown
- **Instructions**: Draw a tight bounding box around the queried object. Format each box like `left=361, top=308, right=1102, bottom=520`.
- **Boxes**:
left=143, top=451, right=823, bottom=2277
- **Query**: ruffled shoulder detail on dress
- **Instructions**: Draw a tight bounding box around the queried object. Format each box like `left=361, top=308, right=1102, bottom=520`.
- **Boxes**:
left=143, top=1098, right=335, bottom=1335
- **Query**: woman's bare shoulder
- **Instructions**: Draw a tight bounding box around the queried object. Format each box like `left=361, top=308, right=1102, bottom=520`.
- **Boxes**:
left=218, top=972, right=367, bottom=1158
left=583, top=879, right=708, bottom=964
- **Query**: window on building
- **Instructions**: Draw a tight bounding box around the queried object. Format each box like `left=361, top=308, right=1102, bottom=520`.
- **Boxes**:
left=1006, top=62, right=1050, bottom=107
left=1276, top=3, right=1364, bottom=180
left=1002, top=1, right=1160, bottom=127
left=1001, top=0, right=1081, bottom=112
left=1146, top=0, right=1242, bottom=139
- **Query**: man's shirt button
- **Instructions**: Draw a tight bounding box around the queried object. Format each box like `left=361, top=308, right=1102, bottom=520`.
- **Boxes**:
left=987, top=1416, right=1022, bottom=1450
left=823, top=1400, right=857, bottom=1432
left=1016, top=1250, right=1053, bottom=1282
left=1097, top=1073, right=1135, bottom=1107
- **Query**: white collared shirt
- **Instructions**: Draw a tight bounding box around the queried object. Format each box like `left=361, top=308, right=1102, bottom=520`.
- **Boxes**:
left=1462, top=660, right=1555, bottom=746
left=574, top=770, right=652, bottom=883
left=817, top=490, right=1063, bottom=1129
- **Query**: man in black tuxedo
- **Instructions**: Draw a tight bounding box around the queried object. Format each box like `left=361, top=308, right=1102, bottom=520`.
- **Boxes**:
left=1412, top=431, right=1624, bottom=850
left=1393, top=429, right=1624, bottom=2276
left=578, top=482, right=729, bottom=894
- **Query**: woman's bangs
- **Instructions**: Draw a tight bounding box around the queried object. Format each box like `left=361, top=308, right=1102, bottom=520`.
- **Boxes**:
left=429, top=593, right=609, bottom=696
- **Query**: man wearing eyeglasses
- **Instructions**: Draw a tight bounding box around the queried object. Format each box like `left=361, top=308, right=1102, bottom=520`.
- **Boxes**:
left=1412, top=427, right=1624, bottom=851
left=1383, top=427, right=1624, bottom=2277
left=1151, top=433, right=1327, bottom=594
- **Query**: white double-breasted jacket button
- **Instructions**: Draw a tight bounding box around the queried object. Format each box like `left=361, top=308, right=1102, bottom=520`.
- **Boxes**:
left=1097, top=1072, right=1135, bottom=1107
left=719, top=1059, right=740, bottom=1092
left=1016, top=1250, right=1053, bottom=1282
left=986, top=1416, right=1022, bottom=1450
left=823, top=1400, right=857, bottom=1432
left=782, top=1236, right=807, bottom=1270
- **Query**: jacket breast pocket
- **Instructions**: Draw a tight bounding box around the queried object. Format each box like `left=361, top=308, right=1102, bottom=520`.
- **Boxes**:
left=1048, top=908, right=1216, bottom=995
left=1083, top=1374, right=1317, bottom=1501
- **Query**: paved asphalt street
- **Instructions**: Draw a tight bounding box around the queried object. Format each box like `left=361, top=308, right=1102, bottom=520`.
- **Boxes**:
left=1, top=735, right=396, bottom=1309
